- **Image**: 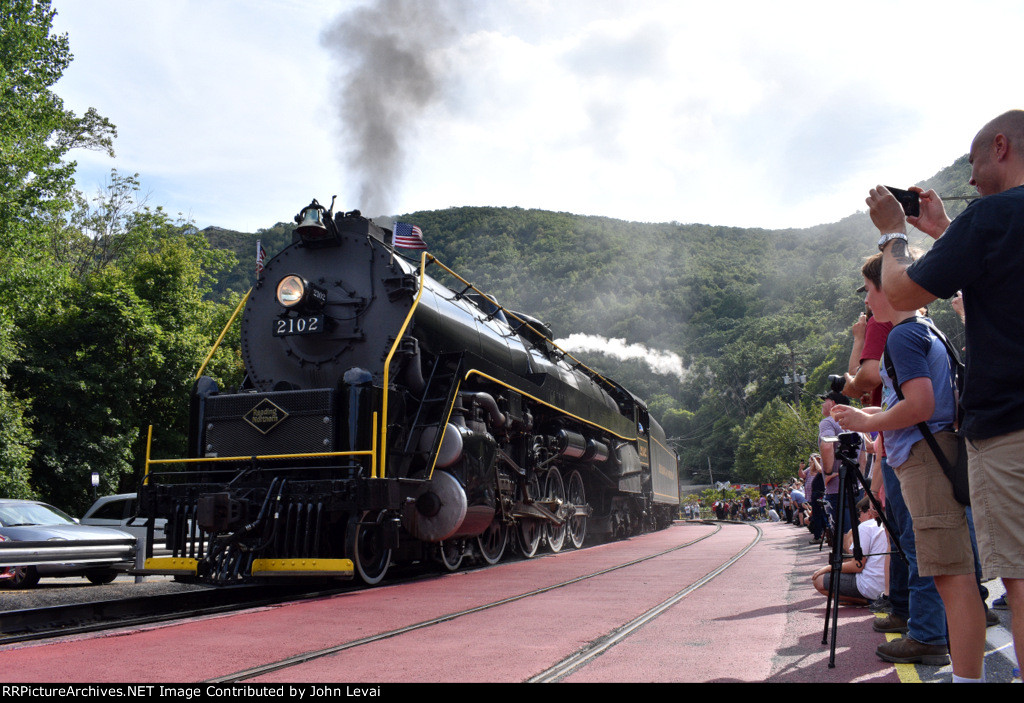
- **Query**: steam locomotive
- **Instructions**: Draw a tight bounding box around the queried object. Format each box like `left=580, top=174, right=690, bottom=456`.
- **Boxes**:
left=138, top=200, right=679, bottom=585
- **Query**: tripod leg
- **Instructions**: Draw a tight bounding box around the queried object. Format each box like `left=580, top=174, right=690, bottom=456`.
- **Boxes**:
left=826, top=465, right=851, bottom=668
left=823, top=470, right=839, bottom=650
left=845, top=479, right=863, bottom=564
left=819, top=448, right=903, bottom=670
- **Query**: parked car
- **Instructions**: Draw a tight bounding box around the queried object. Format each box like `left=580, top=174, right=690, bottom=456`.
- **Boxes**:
left=81, top=492, right=166, bottom=543
left=0, top=499, right=136, bottom=589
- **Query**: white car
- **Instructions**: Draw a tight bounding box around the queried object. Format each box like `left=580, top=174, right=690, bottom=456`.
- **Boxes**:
left=81, top=493, right=166, bottom=543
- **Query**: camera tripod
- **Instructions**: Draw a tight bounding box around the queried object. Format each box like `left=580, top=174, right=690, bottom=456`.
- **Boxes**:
left=821, top=434, right=906, bottom=668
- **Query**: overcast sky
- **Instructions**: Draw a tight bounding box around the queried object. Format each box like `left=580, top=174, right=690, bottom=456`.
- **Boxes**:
left=51, top=0, right=1020, bottom=233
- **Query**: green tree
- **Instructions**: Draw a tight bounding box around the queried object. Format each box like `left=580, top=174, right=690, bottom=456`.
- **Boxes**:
left=0, top=0, right=115, bottom=237
left=16, top=268, right=163, bottom=510
left=0, top=0, right=116, bottom=500
left=10, top=205, right=234, bottom=512
left=733, top=398, right=819, bottom=486
left=0, top=310, right=35, bottom=498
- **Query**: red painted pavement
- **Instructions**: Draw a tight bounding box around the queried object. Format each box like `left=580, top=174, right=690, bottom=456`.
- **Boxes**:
left=0, top=522, right=898, bottom=683
left=563, top=522, right=898, bottom=683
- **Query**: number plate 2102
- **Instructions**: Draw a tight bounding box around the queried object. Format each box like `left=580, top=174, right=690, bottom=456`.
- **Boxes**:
left=273, top=315, right=324, bottom=337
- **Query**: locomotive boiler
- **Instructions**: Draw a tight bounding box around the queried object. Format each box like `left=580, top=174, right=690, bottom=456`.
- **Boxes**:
left=138, top=200, right=680, bottom=584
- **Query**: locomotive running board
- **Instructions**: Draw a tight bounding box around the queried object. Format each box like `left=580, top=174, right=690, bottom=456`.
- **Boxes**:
left=142, top=556, right=199, bottom=576
left=251, top=558, right=354, bottom=578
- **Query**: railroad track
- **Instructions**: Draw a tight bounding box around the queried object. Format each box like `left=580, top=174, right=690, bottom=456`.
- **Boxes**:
left=531, top=521, right=761, bottom=682
left=206, top=520, right=759, bottom=683
left=0, top=533, right=671, bottom=645
left=0, top=583, right=357, bottom=646
left=0, top=533, right=637, bottom=646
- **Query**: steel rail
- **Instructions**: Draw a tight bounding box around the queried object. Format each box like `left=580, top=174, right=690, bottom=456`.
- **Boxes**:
left=528, top=521, right=763, bottom=682
left=205, top=522, right=725, bottom=683
left=0, top=583, right=356, bottom=646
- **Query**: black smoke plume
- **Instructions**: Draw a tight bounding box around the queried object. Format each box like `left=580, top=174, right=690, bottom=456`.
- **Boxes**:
left=321, top=0, right=465, bottom=216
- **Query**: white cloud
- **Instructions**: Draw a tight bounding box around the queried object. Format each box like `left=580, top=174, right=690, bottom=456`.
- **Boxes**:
left=50, top=0, right=1024, bottom=231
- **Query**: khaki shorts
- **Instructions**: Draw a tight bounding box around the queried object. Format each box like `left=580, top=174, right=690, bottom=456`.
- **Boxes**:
left=967, top=427, right=1024, bottom=580
left=893, top=432, right=975, bottom=578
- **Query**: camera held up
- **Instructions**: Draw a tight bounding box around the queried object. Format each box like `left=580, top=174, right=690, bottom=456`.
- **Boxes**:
left=827, top=374, right=845, bottom=395
left=823, top=431, right=862, bottom=463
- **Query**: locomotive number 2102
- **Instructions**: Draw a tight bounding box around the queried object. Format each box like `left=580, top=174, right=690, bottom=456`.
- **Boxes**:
left=273, top=315, right=323, bottom=337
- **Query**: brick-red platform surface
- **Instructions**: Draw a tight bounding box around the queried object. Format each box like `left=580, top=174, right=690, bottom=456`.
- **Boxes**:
left=0, top=522, right=900, bottom=683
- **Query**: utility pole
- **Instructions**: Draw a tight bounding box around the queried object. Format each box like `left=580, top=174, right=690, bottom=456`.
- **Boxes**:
left=782, top=348, right=806, bottom=405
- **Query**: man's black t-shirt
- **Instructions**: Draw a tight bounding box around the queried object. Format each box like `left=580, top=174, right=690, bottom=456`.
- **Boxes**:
left=907, top=185, right=1024, bottom=439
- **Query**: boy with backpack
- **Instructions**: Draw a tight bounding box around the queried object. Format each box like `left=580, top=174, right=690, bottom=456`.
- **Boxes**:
left=831, top=252, right=986, bottom=683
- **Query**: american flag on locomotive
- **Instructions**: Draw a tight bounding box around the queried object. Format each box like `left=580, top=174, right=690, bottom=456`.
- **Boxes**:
left=393, top=222, right=427, bottom=250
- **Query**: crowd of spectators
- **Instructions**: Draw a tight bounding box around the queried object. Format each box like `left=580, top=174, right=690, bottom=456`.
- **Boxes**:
left=795, top=111, right=1024, bottom=683
left=697, top=487, right=800, bottom=523
left=694, top=479, right=826, bottom=529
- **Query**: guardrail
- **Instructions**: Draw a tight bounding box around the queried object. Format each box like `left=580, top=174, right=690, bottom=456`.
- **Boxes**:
left=0, top=539, right=136, bottom=567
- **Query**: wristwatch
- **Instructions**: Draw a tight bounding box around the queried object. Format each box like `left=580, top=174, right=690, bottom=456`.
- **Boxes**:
left=877, top=232, right=908, bottom=251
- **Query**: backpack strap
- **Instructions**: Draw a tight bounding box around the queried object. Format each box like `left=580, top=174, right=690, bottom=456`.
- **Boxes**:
left=883, top=316, right=964, bottom=426
left=918, top=317, right=965, bottom=427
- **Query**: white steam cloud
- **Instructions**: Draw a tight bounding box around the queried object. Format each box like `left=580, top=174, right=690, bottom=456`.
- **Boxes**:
left=555, top=334, right=687, bottom=382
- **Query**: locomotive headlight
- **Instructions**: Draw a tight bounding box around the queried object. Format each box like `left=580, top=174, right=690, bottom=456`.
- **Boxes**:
left=276, top=275, right=328, bottom=311
left=276, top=275, right=306, bottom=308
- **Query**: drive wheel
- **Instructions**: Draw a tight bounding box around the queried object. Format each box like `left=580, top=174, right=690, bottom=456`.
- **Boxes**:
left=518, top=518, right=542, bottom=558
left=437, top=539, right=464, bottom=572
left=544, top=467, right=566, bottom=553
left=347, top=511, right=392, bottom=585
left=476, top=518, right=507, bottom=565
left=566, top=469, right=587, bottom=549
left=517, top=474, right=543, bottom=558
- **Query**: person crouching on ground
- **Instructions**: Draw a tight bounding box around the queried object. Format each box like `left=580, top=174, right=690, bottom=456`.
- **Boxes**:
left=811, top=495, right=887, bottom=605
